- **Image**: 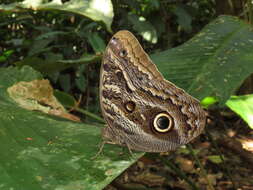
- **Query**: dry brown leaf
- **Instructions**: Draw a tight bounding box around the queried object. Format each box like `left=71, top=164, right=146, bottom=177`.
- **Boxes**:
left=131, top=170, right=165, bottom=187
left=176, top=156, right=195, bottom=173
left=8, top=79, right=80, bottom=122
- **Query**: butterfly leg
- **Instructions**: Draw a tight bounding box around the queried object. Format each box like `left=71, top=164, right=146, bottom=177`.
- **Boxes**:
left=91, top=140, right=105, bottom=159
left=92, top=125, right=121, bottom=159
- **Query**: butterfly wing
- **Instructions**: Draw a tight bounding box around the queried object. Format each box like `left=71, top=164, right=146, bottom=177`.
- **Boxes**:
left=99, top=30, right=206, bottom=152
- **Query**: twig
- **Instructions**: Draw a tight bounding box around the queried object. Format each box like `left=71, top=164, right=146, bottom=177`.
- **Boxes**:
left=161, top=156, right=200, bottom=190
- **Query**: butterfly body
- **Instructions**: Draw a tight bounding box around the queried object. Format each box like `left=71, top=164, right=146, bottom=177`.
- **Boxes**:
left=99, top=30, right=206, bottom=152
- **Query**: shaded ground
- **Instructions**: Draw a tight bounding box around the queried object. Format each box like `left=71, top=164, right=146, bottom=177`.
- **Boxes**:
left=104, top=109, right=253, bottom=190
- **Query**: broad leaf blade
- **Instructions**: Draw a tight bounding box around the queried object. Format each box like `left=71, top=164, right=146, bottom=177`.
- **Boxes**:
left=0, top=0, right=114, bottom=32
left=151, top=15, right=253, bottom=104
left=0, top=66, right=143, bottom=190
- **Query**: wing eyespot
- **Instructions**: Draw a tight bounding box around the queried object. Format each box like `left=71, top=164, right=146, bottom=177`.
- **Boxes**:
left=153, top=113, right=173, bottom=133
left=124, top=101, right=136, bottom=113
left=119, top=49, right=127, bottom=57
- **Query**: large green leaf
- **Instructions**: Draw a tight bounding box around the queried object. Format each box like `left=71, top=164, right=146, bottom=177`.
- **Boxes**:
left=151, top=15, right=253, bottom=104
left=0, top=66, right=143, bottom=190
left=0, top=0, right=114, bottom=32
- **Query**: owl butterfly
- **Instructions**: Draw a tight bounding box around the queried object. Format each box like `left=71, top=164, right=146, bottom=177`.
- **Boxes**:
left=99, top=30, right=206, bottom=152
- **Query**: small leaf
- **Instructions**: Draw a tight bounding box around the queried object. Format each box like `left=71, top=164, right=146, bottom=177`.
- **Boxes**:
left=226, top=95, right=253, bottom=129
left=59, top=74, right=71, bottom=92
left=75, top=74, right=87, bottom=93
left=208, top=155, right=225, bottom=164
left=58, top=54, right=101, bottom=64
left=28, top=38, right=53, bottom=56
left=150, top=0, right=160, bottom=10
left=178, top=147, right=201, bottom=155
left=0, top=49, right=14, bottom=62
left=54, top=89, right=77, bottom=108
left=35, top=31, right=70, bottom=40
left=15, top=54, right=101, bottom=74
left=128, top=13, right=158, bottom=44
left=201, top=96, right=219, bottom=108
left=172, top=4, right=192, bottom=31
left=87, top=32, right=106, bottom=53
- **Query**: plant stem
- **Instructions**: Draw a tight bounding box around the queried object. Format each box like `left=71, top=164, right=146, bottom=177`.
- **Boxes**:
left=205, top=129, right=236, bottom=189
left=74, top=107, right=105, bottom=123
left=187, top=144, right=215, bottom=190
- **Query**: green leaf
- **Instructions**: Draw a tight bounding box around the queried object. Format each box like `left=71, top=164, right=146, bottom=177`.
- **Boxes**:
left=0, top=66, right=143, bottom=190
left=0, top=0, right=114, bottom=32
left=28, top=39, right=54, bottom=56
left=87, top=32, right=106, bottom=53
left=149, top=0, right=160, bottom=10
left=0, top=49, right=14, bottom=62
left=59, top=74, right=71, bottom=92
left=128, top=13, right=158, bottom=44
left=226, top=95, right=253, bottom=129
left=15, top=54, right=101, bottom=74
left=207, top=155, right=225, bottom=164
left=151, top=15, right=253, bottom=104
left=54, top=90, right=77, bottom=108
left=201, top=96, right=219, bottom=108
left=75, top=74, right=87, bottom=93
left=35, top=31, right=70, bottom=40
left=172, top=4, right=192, bottom=31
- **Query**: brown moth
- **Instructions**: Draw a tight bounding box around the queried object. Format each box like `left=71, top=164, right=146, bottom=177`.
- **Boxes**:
left=99, top=30, right=206, bottom=152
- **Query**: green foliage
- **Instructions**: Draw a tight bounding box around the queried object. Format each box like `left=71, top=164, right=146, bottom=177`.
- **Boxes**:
left=0, top=66, right=143, bottom=190
left=226, top=95, right=253, bottom=129
left=201, top=96, right=219, bottom=108
left=208, top=155, right=225, bottom=164
left=172, top=4, right=193, bottom=31
left=151, top=16, right=253, bottom=105
left=127, top=13, right=158, bottom=43
left=0, top=0, right=113, bottom=31
left=87, top=32, right=106, bottom=53
left=0, top=49, right=14, bottom=62
left=1, top=0, right=253, bottom=189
